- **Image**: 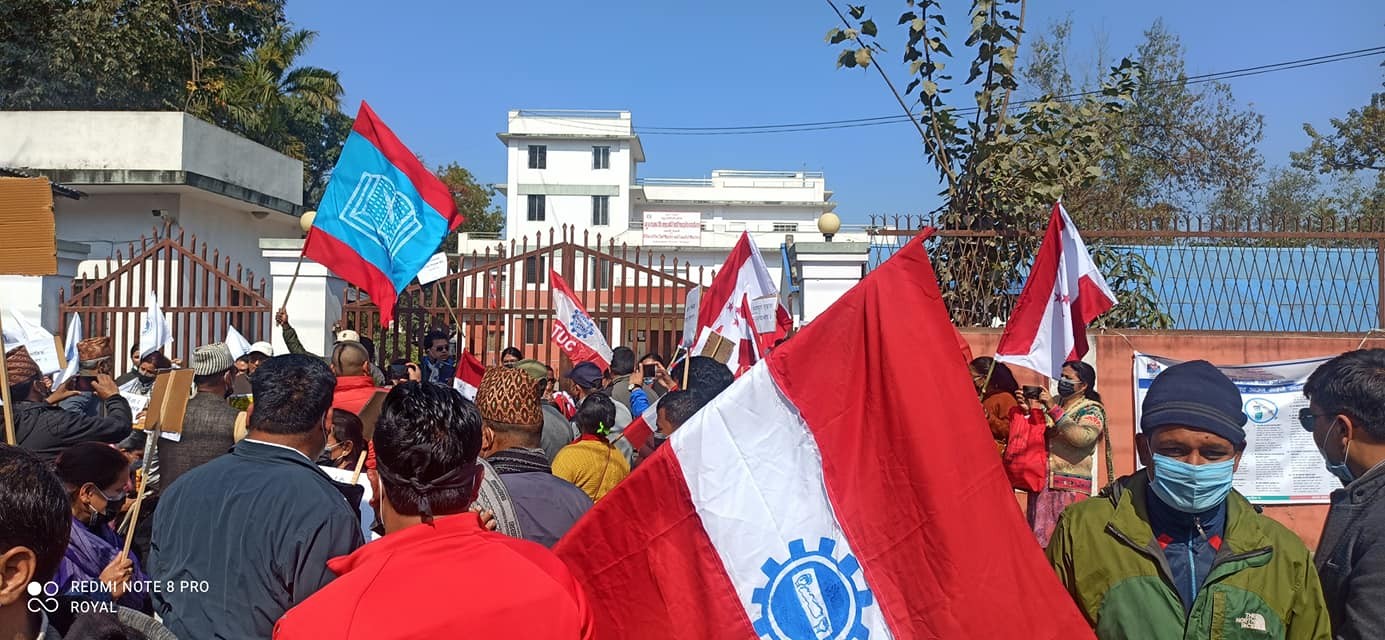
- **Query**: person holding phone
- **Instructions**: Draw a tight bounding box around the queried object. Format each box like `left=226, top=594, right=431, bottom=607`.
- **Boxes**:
left=1021, top=360, right=1109, bottom=547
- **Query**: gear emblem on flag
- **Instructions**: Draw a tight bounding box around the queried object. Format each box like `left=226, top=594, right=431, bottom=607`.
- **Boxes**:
left=569, top=310, right=598, bottom=340
left=752, top=537, right=873, bottom=640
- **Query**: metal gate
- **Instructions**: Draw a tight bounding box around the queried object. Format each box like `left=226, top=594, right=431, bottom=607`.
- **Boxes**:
left=58, top=222, right=271, bottom=373
left=342, top=226, right=705, bottom=368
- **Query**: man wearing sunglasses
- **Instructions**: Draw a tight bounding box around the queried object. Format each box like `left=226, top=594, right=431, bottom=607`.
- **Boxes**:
left=418, top=330, right=456, bottom=388
left=1304, top=349, right=1385, bottom=639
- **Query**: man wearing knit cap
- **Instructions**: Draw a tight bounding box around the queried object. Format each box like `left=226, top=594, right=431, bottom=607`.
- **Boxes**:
left=1046, top=360, right=1329, bottom=639
left=7, top=345, right=132, bottom=462
left=160, top=342, right=239, bottom=488
left=477, top=366, right=591, bottom=548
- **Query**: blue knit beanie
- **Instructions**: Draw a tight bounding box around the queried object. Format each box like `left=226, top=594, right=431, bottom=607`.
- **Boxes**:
left=1141, top=360, right=1248, bottom=449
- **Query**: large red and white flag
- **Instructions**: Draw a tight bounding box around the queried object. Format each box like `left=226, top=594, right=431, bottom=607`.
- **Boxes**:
left=550, top=269, right=614, bottom=369
left=694, top=233, right=791, bottom=360
left=995, top=202, right=1117, bottom=379
left=452, top=350, right=485, bottom=401
left=554, top=234, right=1093, bottom=639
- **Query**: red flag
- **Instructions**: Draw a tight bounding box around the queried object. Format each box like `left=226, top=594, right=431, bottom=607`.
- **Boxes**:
left=996, top=202, right=1117, bottom=379
left=553, top=234, right=1093, bottom=639
left=452, top=350, right=484, bottom=401
left=696, top=233, right=788, bottom=349
left=734, top=294, right=761, bottom=377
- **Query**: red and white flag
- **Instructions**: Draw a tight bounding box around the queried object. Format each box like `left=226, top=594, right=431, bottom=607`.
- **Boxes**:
left=550, top=269, right=613, bottom=369
left=452, top=350, right=485, bottom=401
left=734, top=294, right=761, bottom=376
left=995, top=202, right=1117, bottom=379
left=554, top=234, right=1093, bottom=640
left=694, top=233, right=791, bottom=364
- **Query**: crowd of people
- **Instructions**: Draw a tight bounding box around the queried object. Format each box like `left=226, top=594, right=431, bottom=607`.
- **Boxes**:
left=0, top=315, right=736, bottom=639
left=5, top=315, right=1385, bottom=639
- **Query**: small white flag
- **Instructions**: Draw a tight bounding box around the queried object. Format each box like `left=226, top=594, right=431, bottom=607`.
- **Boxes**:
left=225, top=325, right=252, bottom=360
left=52, top=315, right=83, bottom=386
left=139, top=291, right=173, bottom=360
left=5, top=311, right=61, bottom=375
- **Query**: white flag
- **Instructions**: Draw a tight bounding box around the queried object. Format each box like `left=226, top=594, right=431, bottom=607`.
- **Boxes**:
left=681, top=285, right=701, bottom=348
left=225, top=325, right=252, bottom=360
left=5, top=311, right=61, bottom=375
left=52, top=315, right=82, bottom=386
left=550, top=270, right=613, bottom=369
left=139, top=291, right=172, bottom=359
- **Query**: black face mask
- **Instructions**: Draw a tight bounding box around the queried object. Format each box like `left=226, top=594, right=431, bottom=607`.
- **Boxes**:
left=87, top=492, right=124, bottom=531
left=137, top=374, right=156, bottom=385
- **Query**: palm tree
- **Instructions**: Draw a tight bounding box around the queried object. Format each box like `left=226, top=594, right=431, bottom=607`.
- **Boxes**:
left=206, top=26, right=343, bottom=160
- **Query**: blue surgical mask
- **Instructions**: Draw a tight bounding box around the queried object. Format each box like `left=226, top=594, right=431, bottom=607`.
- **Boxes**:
left=1322, top=420, right=1355, bottom=486
left=1149, top=453, right=1236, bottom=513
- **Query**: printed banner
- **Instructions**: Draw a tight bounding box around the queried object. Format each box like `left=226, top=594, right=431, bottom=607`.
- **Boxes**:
left=1133, top=353, right=1339, bottom=504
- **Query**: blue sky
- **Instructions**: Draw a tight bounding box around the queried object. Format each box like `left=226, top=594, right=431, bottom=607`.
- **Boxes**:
left=286, top=1, right=1384, bottom=225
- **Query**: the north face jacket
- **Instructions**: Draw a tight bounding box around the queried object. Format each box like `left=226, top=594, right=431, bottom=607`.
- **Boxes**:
left=1046, top=472, right=1330, bottom=640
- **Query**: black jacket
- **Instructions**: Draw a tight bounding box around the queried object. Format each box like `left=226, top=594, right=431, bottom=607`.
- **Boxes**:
left=150, top=439, right=363, bottom=639
left=1317, top=462, right=1385, bottom=640
left=15, top=396, right=132, bottom=462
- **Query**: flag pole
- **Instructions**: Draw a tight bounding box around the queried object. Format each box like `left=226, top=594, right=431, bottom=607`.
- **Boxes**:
left=282, top=210, right=317, bottom=312
left=977, top=357, right=997, bottom=403
left=0, top=307, right=15, bottom=445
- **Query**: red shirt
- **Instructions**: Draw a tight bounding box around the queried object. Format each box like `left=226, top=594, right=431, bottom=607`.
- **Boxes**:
left=274, top=512, right=595, bottom=639
left=332, top=376, right=386, bottom=470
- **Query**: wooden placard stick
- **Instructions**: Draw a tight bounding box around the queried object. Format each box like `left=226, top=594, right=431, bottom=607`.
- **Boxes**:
left=0, top=308, right=16, bottom=445
left=350, top=450, right=368, bottom=485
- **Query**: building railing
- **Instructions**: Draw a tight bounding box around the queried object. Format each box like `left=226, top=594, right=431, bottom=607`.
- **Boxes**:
left=867, top=213, right=1385, bottom=333
left=515, top=109, right=629, bottom=119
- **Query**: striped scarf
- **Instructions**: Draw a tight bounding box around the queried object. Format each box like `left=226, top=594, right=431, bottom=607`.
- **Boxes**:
left=488, top=447, right=552, bottom=475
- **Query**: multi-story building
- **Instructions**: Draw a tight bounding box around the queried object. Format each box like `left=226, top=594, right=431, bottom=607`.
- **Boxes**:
left=470, top=109, right=867, bottom=283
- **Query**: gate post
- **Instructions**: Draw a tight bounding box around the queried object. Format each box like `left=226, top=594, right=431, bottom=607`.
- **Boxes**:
left=261, top=238, right=346, bottom=356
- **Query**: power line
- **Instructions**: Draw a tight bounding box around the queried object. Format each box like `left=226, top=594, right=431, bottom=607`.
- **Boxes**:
left=634, top=46, right=1385, bottom=136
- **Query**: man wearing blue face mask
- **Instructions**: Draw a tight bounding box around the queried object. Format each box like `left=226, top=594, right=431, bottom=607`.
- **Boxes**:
left=1304, top=348, right=1385, bottom=640
left=1047, top=360, right=1329, bottom=639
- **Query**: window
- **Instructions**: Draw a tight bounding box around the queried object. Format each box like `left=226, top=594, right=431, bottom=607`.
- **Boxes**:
left=527, top=145, right=547, bottom=169
left=523, top=318, right=545, bottom=344
left=527, top=195, right=545, bottom=221
left=592, top=195, right=610, bottom=226
left=589, top=257, right=614, bottom=289
left=524, top=256, right=546, bottom=284
left=772, top=223, right=799, bottom=233
left=592, top=146, right=610, bottom=169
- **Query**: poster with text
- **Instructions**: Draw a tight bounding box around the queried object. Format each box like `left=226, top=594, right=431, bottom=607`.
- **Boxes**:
left=1133, top=352, right=1339, bottom=504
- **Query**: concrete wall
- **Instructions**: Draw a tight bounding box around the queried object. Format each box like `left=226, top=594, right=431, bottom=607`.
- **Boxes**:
left=960, top=328, right=1385, bottom=549
left=0, top=111, right=301, bottom=204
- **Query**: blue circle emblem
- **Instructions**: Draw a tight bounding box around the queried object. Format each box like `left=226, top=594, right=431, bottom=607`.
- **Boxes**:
left=752, top=537, right=872, bottom=640
left=1244, top=398, right=1278, bottom=424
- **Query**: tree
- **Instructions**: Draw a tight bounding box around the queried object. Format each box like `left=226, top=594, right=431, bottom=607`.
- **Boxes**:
left=0, top=0, right=285, bottom=111
left=1024, top=18, right=1265, bottom=230
left=190, top=26, right=345, bottom=206
left=435, top=162, right=505, bottom=243
left=1292, top=63, right=1384, bottom=175
left=827, top=0, right=1165, bottom=328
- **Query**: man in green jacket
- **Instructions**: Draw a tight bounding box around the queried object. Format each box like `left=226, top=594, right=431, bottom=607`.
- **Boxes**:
left=1047, top=360, right=1330, bottom=639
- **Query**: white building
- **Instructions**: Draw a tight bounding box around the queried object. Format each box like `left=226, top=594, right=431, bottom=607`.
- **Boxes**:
left=469, top=109, right=870, bottom=324
left=0, top=111, right=304, bottom=337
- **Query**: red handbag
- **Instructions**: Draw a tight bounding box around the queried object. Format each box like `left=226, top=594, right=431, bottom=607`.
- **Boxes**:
left=1002, top=406, right=1047, bottom=493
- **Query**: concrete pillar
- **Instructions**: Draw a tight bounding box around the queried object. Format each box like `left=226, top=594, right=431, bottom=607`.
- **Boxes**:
left=261, top=238, right=345, bottom=357
left=793, top=241, right=870, bottom=324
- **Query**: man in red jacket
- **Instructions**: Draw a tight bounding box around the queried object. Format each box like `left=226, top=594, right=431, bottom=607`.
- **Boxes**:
left=273, top=382, right=595, bottom=639
left=329, top=341, right=386, bottom=417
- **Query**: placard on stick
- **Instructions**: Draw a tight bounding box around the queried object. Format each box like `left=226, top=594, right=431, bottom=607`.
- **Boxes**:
left=145, top=369, right=195, bottom=441
left=356, top=390, right=388, bottom=442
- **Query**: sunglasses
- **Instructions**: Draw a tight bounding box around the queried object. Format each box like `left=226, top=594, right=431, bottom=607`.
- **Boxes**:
left=1299, top=407, right=1335, bottom=432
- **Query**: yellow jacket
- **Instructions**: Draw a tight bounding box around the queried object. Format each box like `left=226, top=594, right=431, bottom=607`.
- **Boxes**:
left=552, top=435, right=630, bottom=502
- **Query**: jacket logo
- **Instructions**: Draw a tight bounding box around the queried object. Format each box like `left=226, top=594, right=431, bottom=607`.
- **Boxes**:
left=1235, top=612, right=1267, bottom=632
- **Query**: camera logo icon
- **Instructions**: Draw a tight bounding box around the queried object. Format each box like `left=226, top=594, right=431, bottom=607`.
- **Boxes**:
left=26, top=581, right=59, bottom=613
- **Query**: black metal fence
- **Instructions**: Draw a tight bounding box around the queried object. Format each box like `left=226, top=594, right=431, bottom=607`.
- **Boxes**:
left=868, top=214, right=1385, bottom=332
